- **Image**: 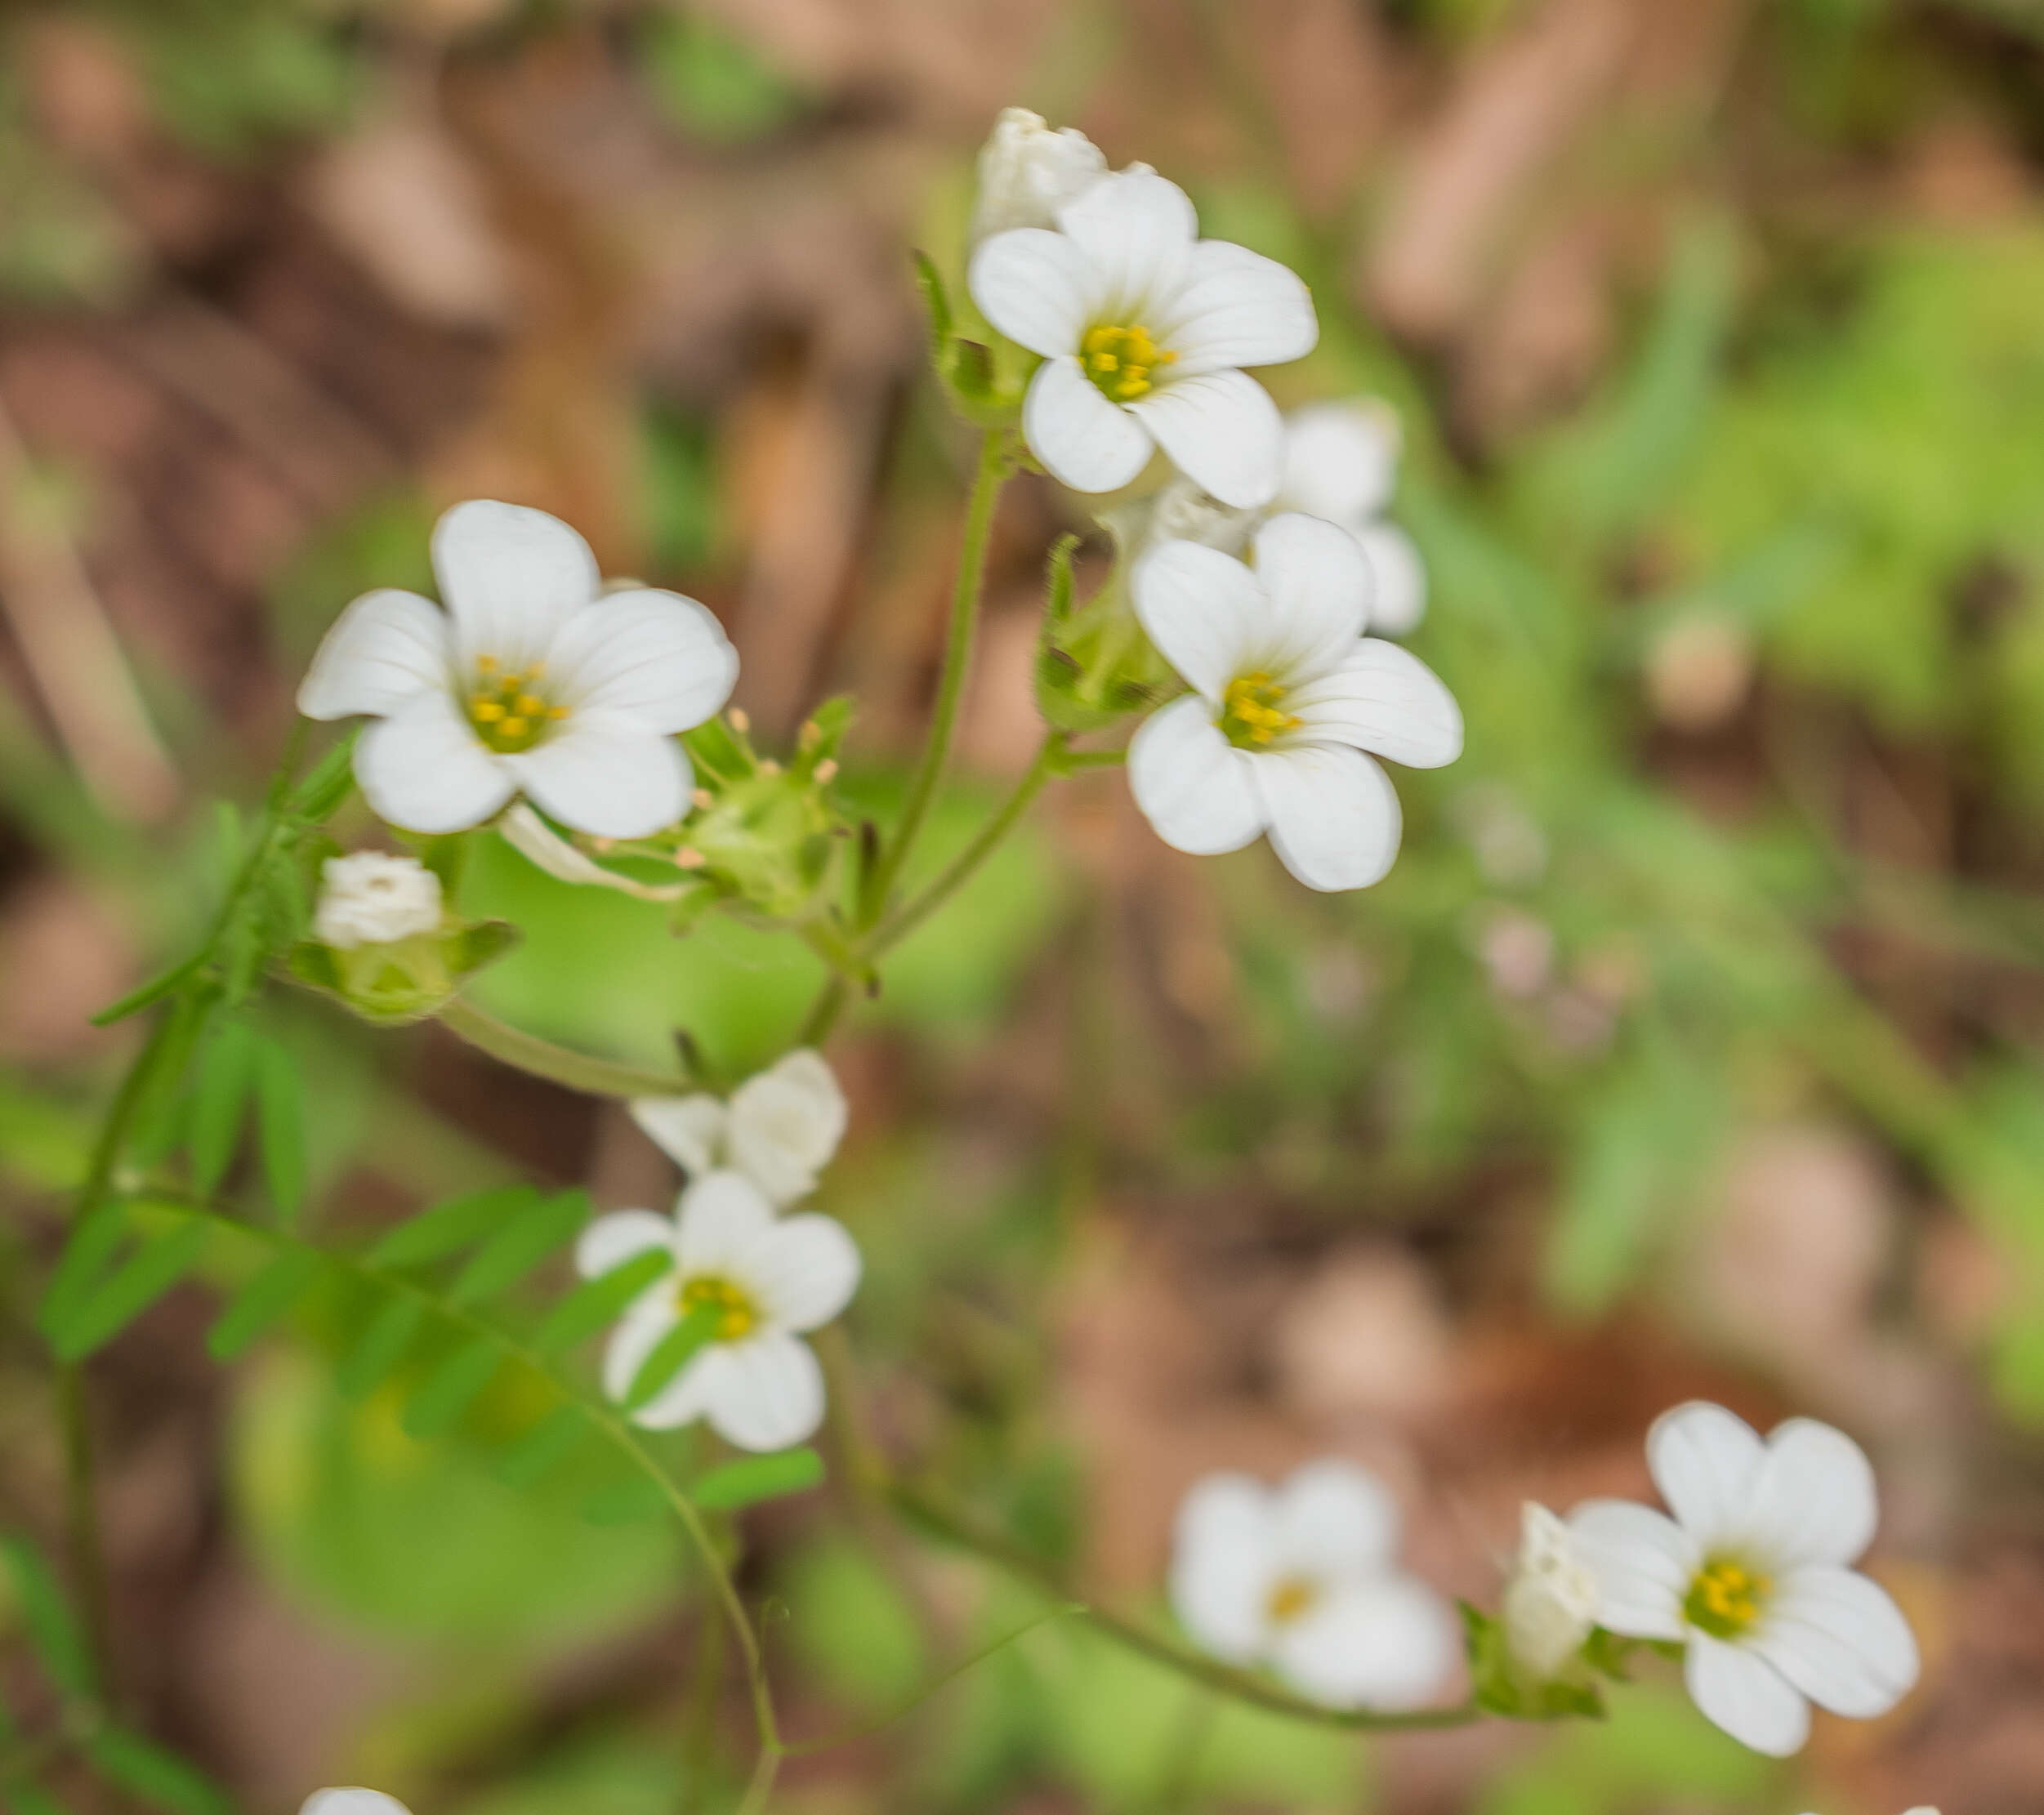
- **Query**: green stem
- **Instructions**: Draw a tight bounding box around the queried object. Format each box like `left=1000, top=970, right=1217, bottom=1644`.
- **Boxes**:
left=436, top=997, right=694, bottom=1099
left=792, top=976, right=850, bottom=1050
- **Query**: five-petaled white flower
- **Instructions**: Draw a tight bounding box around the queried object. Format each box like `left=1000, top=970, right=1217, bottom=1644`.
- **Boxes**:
left=311, top=852, right=443, bottom=949
left=1170, top=1459, right=1458, bottom=1710
left=578, top=1170, right=859, bottom=1452
left=631, top=1050, right=847, bottom=1207
left=297, top=500, right=739, bottom=839
left=301, top=1795, right=411, bottom=1815
left=1568, top=1400, right=1921, bottom=1757
left=1128, top=514, right=1462, bottom=891
left=968, top=107, right=1107, bottom=246
left=1274, top=402, right=1426, bottom=635
left=1501, top=1501, right=1600, bottom=1679
left=969, top=167, right=1317, bottom=508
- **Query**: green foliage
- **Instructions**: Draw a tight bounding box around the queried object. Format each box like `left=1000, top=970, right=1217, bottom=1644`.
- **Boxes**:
left=638, top=10, right=808, bottom=144
left=1475, top=1685, right=1771, bottom=1815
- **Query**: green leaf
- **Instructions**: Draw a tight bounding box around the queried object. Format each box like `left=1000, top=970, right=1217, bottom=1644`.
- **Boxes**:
left=7, top=1782, right=70, bottom=1815
left=207, top=1248, right=324, bottom=1361
left=580, top=1475, right=673, bottom=1525
left=533, top=1247, right=672, bottom=1357
left=493, top=1402, right=587, bottom=1489
left=401, top=1339, right=501, bottom=1440
left=127, top=988, right=216, bottom=1169
left=288, top=731, right=357, bottom=821
left=89, top=953, right=203, bottom=1028
left=445, top=1188, right=587, bottom=1308
left=623, top=1302, right=720, bottom=1411
left=1044, top=533, right=1078, bottom=625
left=54, top=1223, right=211, bottom=1362
left=0, top=1535, right=94, bottom=1696
left=212, top=800, right=245, bottom=892
left=338, top=1295, right=424, bottom=1400
left=912, top=248, right=954, bottom=353
left=83, top=1729, right=231, bottom=1815
left=367, top=1184, right=538, bottom=1269
left=691, top=1445, right=823, bottom=1510
left=252, top=1037, right=306, bottom=1222
left=38, top=1197, right=128, bottom=1339
left=188, top=1020, right=257, bottom=1194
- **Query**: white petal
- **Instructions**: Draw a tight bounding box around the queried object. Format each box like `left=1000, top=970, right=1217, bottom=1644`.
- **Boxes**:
left=1279, top=402, right=1399, bottom=524
left=502, top=715, right=690, bottom=839
left=1160, top=239, right=1318, bottom=375
left=1353, top=523, right=1426, bottom=635
left=1130, top=368, right=1284, bottom=510
left=698, top=1332, right=827, bottom=1452
left=746, top=1212, right=861, bottom=1332
left=631, top=1095, right=727, bottom=1175
left=1749, top=1566, right=1918, bottom=1719
left=967, top=227, right=1099, bottom=358
left=1684, top=1632, right=1810, bottom=1757
left=1022, top=356, right=1154, bottom=494
left=726, top=1050, right=849, bottom=1205
left=1566, top=1499, right=1696, bottom=1640
left=1054, top=167, right=1197, bottom=317
left=433, top=499, right=597, bottom=671
left=1649, top=1402, right=1766, bottom=1551
left=575, top=1209, right=677, bottom=1279
left=545, top=588, right=738, bottom=734
left=1253, top=743, right=1403, bottom=892
left=1733, top=1419, right=1880, bottom=1571
left=1271, top=1458, right=1400, bottom=1576
left=1247, top=513, right=1372, bottom=678
left=602, top=1293, right=681, bottom=1403
left=353, top=692, right=515, bottom=833
left=297, top=589, right=450, bottom=720
left=1288, top=641, right=1463, bottom=769
left=1269, top=1574, right=1458, bottom=1710
left=301, top=1793, right=413, bottom=1815
left=1170, top=1472, right=1279, bottom=1663
left=1127, top=694, right=1263, bottom=857
left=676, top=1170, right=778, bottom=1273
left=1131, top=538, right=1264, bottom=700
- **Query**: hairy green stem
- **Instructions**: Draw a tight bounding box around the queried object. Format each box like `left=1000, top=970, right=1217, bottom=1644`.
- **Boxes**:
left=436, top=997, right=694, bottom=1099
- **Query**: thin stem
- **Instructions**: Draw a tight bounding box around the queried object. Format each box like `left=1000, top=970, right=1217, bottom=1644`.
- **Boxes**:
left=436, top=997, right=694, bottom=1098
left=792, top=976, right=850, bottom=1050
left=730, top=1739, right=781, bottom=1815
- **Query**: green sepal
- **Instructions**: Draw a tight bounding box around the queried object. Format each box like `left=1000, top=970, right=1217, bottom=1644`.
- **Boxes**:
left=283, top=916, right=520, bottom=1025
left=1458, top=1602, right=1607, bottom=1723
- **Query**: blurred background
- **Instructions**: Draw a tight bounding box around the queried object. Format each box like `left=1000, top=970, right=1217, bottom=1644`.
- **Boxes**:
left=4, top=0, right=2044, bottom=1810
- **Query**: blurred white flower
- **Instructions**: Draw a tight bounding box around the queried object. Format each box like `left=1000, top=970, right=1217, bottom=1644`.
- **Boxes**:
left=1501, top=1502, right=1599, bottom=1679
left=1127, top=515, right=1462, bottom=891
left=1568, top=1400, right=1920, bottom=1757
left=631, top=1049, right=847, bottom=1207
left=968, top=108, right=1107, bottom=246
left=312, top=852, right=442, bottom=949
left=1274, top=402, right=1426, bottom=635
left=301, top=1794, right=412, bottom=1815
left=578, top=1170, right=860, bottom=1452
left=969, top=167, right=1316, bottom=507
left=1170, top=1458, right=1457, bottom=1710
left=298, top=500, right=738, bottom=838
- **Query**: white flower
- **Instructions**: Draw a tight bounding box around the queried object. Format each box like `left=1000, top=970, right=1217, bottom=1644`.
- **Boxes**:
left=1170, top=1459, right=1457, bottom=1710
left=968, top=107, right=1107, bottom=246
left=1127, top=514, right=1463, bottom=891
left=578, top=1170, right=860, bottom=1452
left=297, top=500, right=739, bottom=839
left=631, top=1049, right=847, bottom=1207
left=311, top=852, right=443, bottom=949
left=1274, top=402, right=1426, bottom=635
left=1501, top=1502, right=1600, bottom=1679
left=301, top=1794, right=411, bottom=1815
left=1568, top=1400, right=1921, bottom=1758
left=968, top=167, right=1317, bottom=508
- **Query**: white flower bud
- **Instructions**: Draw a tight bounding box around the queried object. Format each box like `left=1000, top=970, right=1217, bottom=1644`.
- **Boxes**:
left=967, top=107, right=1107, bottom=245
left=312, top=853, right=443, bottom=950
left=1501, top=1502, right=1599, bottom=1679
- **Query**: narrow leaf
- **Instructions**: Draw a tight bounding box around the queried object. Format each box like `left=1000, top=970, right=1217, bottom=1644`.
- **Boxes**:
left=84, top=1729, right=231, bottom=1815
left=288, top=731, right=358, bottom=820
left=338, top=1295, right=424, bottom=1400
left=493, top=1402, right=587, bottom=1489
left=38, top=1197, right=128, bottom=1339
left=188, top=1020, right=257, bottom=1194
left=911, top=247, right=953, bottom=350
left=207, top=1248, right=324, bottom=1361
left=580, top=1476, right=672, bottom=1525
left=445, top=1188, right=587, bottom=1308
left=8, top=1782, right=69, bottom=1815
left=126, top=988, right=214, bottom=1169
left=1044, top=532, right=1078, bottom=624
left=90, top=952, right=203, bottom=1028
left=623, top=1302, right=720, bottom=1411
left=0, top=1536, right=94, bottom=1696
left=691, top=1445, right=824, bottom=1510
left=212, top=800, right=245, bottom=892
left=401, top=1339, right=501, bottom=1440
left=533, top=1248, right=672, bottom=1357
left=252, top=1037, right=306, bottom=1223
left=368, top=1184, right=538, bottom=1269
left=54, top=1223, right=210, bottom=1362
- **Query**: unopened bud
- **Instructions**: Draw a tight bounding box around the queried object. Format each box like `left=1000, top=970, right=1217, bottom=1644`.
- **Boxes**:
left=968, top=107, right=1107, bottom=247
left=313, top=852, right=442, bottom=949
left=1501, top=1504, right=1598, bottom=1679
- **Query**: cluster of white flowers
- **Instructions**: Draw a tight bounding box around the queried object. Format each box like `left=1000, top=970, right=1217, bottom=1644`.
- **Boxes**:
left=310, top=851, right=442, bottom=949
left=572, top=1051, right=859, bottom=1452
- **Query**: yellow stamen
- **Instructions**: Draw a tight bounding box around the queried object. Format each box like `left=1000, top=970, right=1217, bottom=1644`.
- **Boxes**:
left=471, top=699, right=505, bottom=722
left=465, top=657, right=564, bottom=753
left=1685, top=1559, right=1770, bottom=1638
left=1081, top=323, right=1174, bottom=404
left=1265, top=1574, right=1319, bottom=1625
left=677, top=1273, right=758, bottom=1341
left=1221, top=671, right=1301, bottom=747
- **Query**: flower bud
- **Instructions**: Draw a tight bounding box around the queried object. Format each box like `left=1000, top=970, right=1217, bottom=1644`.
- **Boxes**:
left=1501, top=1503, right=1599, bottom=1679
left=968, top=108, right=1106, bottom=246
left=312, top=852, right=442, bottom=948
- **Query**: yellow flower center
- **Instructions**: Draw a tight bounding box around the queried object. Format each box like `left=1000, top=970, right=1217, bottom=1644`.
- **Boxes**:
left=1684, top=1559, right=1770, bottom=1639
left=467, top=656, right=568, bottom=753
left=1265, top=1574, right=1319, bottom=1626
left=1081, top=322, right=1176, bottom=403
left=676, top=1273, right=760, bottom=1342
left=1221, top=671, right=1301, bottom=747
